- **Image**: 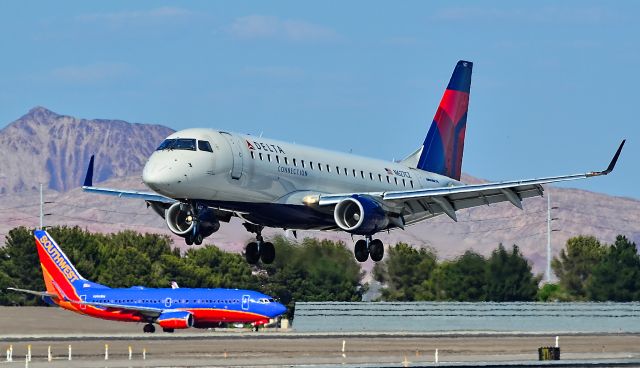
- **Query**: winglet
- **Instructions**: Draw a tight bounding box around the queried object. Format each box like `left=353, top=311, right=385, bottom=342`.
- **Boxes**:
left=588, top=140, right=625, bottom=177
left=83, top=155, right=94, bottom=187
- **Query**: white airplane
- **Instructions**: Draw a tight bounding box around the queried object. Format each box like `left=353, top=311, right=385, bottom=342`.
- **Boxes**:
left=82, top=60, right=625, bottom=264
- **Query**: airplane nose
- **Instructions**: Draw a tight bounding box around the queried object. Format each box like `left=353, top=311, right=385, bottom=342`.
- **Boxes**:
left=273, top=302, right=287, bottom=317
left=142, top=157, right=170, bottom=188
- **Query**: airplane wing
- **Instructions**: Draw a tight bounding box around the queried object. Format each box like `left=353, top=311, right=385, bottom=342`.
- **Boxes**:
left=81, top=155, right=175, bottom=204
left=314, top=140, right=625, bottom=222
left=69, top=299, right=164, bottom=318
left=6, top=287, right=58, bottom=298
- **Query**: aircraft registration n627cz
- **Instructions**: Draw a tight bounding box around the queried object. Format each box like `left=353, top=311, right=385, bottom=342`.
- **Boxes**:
left=8, top=230, right=286, bottom=333
left=82, top=60, right=625, bottom=264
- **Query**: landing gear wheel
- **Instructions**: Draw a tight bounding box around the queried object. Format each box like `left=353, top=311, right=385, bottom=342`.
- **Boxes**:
left=143, top=323, right=155, bottom=333
left=185, top=235, right=193, bottom=246
left=245, top=242, right=260, bottom=264
left=260, top=242, right=275, bottom=264
left=163, top=328, right=175, bottom=333
left=194, top=233, right=203, bottom=245
left=369, top=239, right=384, bottom=262
left=354, top=239, right=369, bottom=262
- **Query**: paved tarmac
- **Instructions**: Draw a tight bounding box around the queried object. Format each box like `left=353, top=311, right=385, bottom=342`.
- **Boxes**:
left=2, top=307, right=640, bottom=367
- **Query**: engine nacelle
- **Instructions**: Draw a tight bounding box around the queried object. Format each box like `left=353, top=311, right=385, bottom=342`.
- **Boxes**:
left=157, top=311, right=194, bottom=329
left=333, top=195, right=389, bottom=235
left=165, top=202, right=220, bottom=238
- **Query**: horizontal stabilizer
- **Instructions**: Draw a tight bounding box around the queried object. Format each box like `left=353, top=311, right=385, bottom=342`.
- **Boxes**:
left=7, top=287, right=57, bottom=298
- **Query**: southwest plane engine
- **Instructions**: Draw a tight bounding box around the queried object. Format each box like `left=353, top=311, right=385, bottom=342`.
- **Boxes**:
left=165, top=202, right=220, bottom=245
left=157, top=311, right=194, bottom=331
left=333, top=195, right=389, bottom=235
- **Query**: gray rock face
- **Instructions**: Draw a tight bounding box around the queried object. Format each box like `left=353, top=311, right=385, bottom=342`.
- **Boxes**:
left=0, top=106, right=174, bottom=193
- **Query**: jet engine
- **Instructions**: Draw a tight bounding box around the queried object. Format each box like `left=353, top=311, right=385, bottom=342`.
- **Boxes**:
left=165, top=202, right=220, bottom=238
left=333, top=195, right=389, bottom=235
left=157, top=311, right=194, bottom=329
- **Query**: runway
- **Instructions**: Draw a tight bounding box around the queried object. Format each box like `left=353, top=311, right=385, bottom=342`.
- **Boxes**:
left=2, top=308, right=640, bottom=367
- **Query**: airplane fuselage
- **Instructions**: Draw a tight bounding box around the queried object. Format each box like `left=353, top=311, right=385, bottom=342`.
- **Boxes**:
left=52, top=285, right=283, bottom=327
left=143, top=129, right=459, bottom=230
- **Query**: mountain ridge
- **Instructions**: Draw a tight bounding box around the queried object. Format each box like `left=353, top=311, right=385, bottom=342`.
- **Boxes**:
left=0, top=107, right=637, bottom=277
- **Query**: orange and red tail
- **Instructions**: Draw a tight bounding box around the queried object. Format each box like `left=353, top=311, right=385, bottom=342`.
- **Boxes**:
left=34, top=230, right=86, bottom=303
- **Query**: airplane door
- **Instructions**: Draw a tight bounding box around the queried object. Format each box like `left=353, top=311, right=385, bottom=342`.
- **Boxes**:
left=165, top=297, right=172, bottom=308
left=80, top=295, right=86, bottom=310
left=242, top=295, right=250, bottom=311
left=221, top=132, right=244, bottom=180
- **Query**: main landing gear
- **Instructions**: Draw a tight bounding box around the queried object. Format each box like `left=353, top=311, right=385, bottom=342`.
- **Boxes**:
left=143, top=323, right=155, bottom=333
left=354, top=237, right=384, bottom=263
left=243, top=223, right=275, bottom=265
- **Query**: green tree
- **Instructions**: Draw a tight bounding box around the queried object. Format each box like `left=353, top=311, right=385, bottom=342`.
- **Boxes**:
left=587, top=235, right=640, bottom=301
left=435, top=250, right=487, bottom=301
left=551, top=235, right=605, bottom=300
left=259, top=236, right=364, bottom=317
left=485, top=244, right=540, bottom=301
left=373, top=242, right=438, bottom=301
left=0, top=227, right=44, bottom=305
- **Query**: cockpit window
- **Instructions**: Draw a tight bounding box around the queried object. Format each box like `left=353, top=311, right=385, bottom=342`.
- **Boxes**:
left=156, top=138, right=197, bottom=151
left=198, top=140, right=213, bottom=152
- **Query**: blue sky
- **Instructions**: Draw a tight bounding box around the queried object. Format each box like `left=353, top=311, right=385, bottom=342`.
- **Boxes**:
left=0, top=1, right=637, bottom=199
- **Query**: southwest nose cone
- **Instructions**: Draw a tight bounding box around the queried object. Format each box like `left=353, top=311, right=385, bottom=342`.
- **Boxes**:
left=271, top=302, right=287, bottom=317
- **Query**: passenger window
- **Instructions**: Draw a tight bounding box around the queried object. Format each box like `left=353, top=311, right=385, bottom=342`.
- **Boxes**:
left=250, top=151, right=255, bottom=159
left=198, top=140, right=213, bottom=152
left=267, top=154, right=271, bottom=162
left=285, top=157, right=289, bottom=165
left=336, top=166, right=340, bottom=175
left=410, top=180, right=414, bottom=188
left=360, top=171, right=364, bottom=179
left=352, top=169, right=356, bottom=177
left=369, top=173, right=373, bottom=180
left=259, top=152, right=263, bottom=160
left=293, top=158, right=297, bottom=166
left=318, top=163, right=322, bottom=171
left=378, top=174, right=382, bottom=182
left=326, top=164, right=331, bottom=172
left=276, top=155, right=280, bottom=164
left=402, top=178, right=406, bottom=187
left=386, top=176, right=390, bottom=183
left=394, top=177, right=398, bottom=185
left=310, top=161, right=313, bottom=170
left=301, top=160, right=305, bottom=168
left=343, top=168, right=347, bottom=175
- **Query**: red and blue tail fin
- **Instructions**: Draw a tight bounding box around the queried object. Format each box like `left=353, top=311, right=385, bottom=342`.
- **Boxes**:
left=416, top=60, right=472, bottom=180
left=34, top=230, right=86, bottom=302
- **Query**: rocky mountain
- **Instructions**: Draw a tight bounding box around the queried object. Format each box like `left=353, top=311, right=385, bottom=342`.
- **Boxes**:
left=0, top=107, right=638, bottom=278
left=0, top=107, right=174, bottom=194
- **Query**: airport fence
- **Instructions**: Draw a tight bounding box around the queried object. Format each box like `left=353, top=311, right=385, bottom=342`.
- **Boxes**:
left=293, top=302, right=640, bottom=333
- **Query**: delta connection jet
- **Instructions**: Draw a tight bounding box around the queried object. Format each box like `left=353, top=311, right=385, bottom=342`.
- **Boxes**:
left=8, top=230, right=286, bottom=333
left=82, top=60, right=625, bottom=265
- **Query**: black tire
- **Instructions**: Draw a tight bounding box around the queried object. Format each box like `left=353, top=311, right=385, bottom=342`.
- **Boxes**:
left=354, top=239, right=369, bottom=262
left=245, top=242, right=260, bottom=264
left=260, top=242, right=276, bottom=264
left=163, top=328, right=175, bottom=333
left=369, top=239, right=384, bottom=262
left=143, top=324, right=155, bottom=333
left=194, top=233, right=203, bottom=245
left=185, top=235, right=193, bottom=246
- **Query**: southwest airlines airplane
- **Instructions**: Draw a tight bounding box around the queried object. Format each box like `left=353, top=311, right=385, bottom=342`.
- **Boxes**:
left=8, top=230, right=286, bottom=333
left=82, top=60, right=625, bottom=265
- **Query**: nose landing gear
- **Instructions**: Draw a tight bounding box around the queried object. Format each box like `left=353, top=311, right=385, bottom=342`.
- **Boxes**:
left=243, top=223, right=275, bottom=264
left=354, top=236, right=384, bottom=263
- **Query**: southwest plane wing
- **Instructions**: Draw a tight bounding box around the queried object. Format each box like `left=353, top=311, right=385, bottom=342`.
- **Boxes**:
left=313, top=140, right=626, bottom=222
left=7, top=287, right=163, bottom=318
